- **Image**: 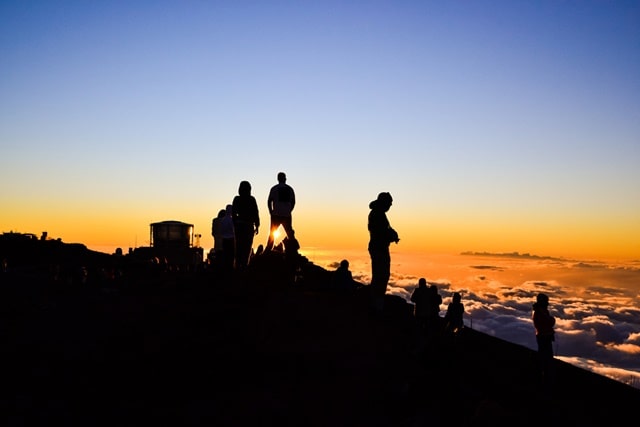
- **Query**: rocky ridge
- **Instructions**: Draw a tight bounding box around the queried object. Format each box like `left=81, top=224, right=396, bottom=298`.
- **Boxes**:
left=2, top=236, right=639, bottom=426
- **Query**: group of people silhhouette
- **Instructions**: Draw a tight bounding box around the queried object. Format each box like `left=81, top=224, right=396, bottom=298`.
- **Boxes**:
left=210, top=181, right=558, bottom=389
left=409, top=277, right=467, bottom=360
left=411, top=278, right=444, bottom=338
left=210, top=172, right=297, bottom=273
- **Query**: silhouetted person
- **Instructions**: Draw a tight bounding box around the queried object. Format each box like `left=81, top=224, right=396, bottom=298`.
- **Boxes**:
left=444, top=292, right=465, bottom=335
left=332, top=259, right=360, bottom=292
left=211, top=208, right=226, bottom=263
left=220, top=204, right=236, bottom=274
left=425, top=284, right=443, bottom=341
left=232, top=180, right=260, bottom=271
left=411, top=278, right=430, bottom=330
left=533, top=292, right=556, bottom=386
left=367, top=192, right=399, bottom=313
left=265, top=172, right=296, bottom=252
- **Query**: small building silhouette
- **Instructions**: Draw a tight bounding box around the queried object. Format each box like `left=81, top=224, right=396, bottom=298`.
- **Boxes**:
left=131, top=220, right=203, bottom=269
left=151, top=220, right=195, bottom=249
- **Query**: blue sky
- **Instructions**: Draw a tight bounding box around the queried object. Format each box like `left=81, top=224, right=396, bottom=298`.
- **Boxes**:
left=1, top=1, right=639, bottom=259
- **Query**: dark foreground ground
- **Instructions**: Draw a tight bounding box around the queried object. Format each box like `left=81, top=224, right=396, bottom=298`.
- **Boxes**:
left=2, top=252, right=639, bottom=427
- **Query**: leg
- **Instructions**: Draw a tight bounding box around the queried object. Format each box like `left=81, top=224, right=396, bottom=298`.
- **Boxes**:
left=221, top=238, right=235, bottom=274
left=369, top=248, right=390, bottom=313
left=537, top=336, right=555, bottom=391
left=280, top=216, right=295, bottom=240
left=265, top=216, right=280, bottom=252
left=234, top=222, right=251, bottom=270
left=280, top=216, right=298, bottom=253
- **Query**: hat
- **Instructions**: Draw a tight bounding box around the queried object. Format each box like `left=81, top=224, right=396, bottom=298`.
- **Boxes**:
left=536, top=293, right=549, bottom=305
left=377, top=192, right=392, bottom=204
left=370, top=192, right=392, bottom=207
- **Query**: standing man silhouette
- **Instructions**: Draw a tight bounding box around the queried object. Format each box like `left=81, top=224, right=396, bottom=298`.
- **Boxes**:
left=367, top=192, right=399, bottom=314
left=533, top=292, right=556, bottom=387
left=265, top=172, right=296, bottom=252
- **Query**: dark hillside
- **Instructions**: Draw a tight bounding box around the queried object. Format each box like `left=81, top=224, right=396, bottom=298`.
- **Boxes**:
left=2, top=242, right=639, bottom=426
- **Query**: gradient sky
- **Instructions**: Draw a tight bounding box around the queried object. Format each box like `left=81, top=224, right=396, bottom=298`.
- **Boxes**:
left=1, top=1, right=639, bottom=261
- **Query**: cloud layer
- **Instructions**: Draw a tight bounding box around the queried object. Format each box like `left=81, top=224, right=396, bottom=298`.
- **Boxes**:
left=325, top=252, right=640, bottom=388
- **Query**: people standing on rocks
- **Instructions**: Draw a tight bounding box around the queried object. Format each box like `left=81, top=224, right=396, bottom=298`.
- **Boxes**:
left=411, top=278, right=430, bottom=330
left=367, top=191, right=399, bottom=314
left=532, top=292, right=556, bottom=386
left=211, top=208, right=226, bottom=265
left=425, top=284, right=443, bottom=341
left=232, top=180, right=260, bottom=271
left=265, top=172, right=296, bottom=252
left=219, top=204, right=236, bottom=274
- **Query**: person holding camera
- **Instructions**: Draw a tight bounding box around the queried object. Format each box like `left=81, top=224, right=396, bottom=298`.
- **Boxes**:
left=367, top=192, right=399, bottom=314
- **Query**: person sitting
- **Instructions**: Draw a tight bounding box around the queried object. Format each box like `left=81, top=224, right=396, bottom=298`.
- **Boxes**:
left=332, top=259, right=361, bottom=292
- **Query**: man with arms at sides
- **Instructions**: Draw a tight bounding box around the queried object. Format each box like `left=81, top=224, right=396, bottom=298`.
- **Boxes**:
left=265, top=172, right=296, bottom=252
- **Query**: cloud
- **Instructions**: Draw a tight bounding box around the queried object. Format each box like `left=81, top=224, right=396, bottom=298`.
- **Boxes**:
left=557, top=356, right=640, bottom=388
left=470, top=265, right=503, bottom=271
left=627, top=332, right=640, bottom=345
left=604, top=342, right=640, bottom=356
left=341, top=252, right=640, bottom=388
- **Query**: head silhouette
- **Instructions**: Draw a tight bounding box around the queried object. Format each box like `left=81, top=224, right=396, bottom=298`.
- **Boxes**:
left=238, top=181, right=252, bottom=196
left=371, top=192, right=393, bottom=211
left=377, top=192, right=392, bottom=205
left=277, top=172, right=286, bottom=183
left=536, top=293, right=549, bottom=307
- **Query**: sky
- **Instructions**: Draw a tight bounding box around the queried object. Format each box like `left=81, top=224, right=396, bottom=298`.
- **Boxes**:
left=1, top=0, right=639, bottom=261
left=1, top=1, right=639, bottom=387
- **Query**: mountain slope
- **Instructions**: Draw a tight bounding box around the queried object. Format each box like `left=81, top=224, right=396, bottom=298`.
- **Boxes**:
left=2, top=246, right=639, bottom=426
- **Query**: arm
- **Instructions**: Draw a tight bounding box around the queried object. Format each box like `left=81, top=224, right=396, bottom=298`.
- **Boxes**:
left=267, top=188, right=274, bottom=215
left=252, top=198, right=260, bottom=234
left=290, top=186, right=296, bottom=211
